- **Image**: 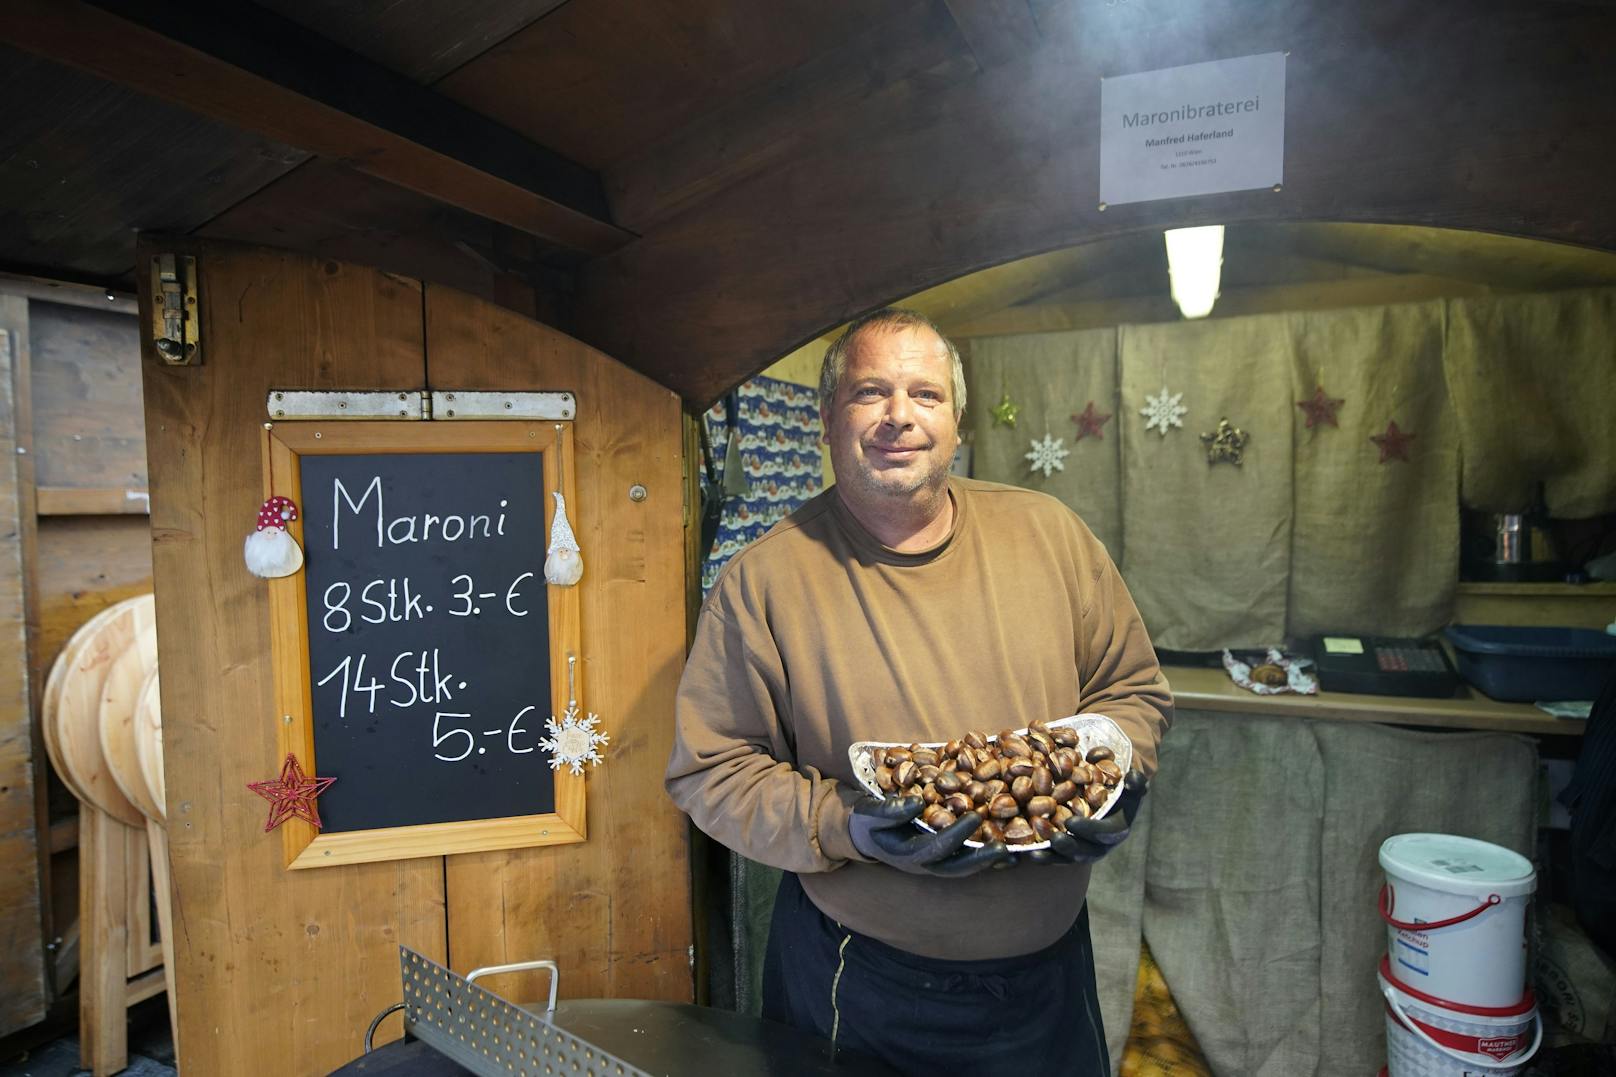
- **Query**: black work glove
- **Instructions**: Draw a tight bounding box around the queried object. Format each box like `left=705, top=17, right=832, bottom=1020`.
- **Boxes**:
left=1035, top=770, right=1149, bottom=865
left=848, top=795, right=1011, bottom=876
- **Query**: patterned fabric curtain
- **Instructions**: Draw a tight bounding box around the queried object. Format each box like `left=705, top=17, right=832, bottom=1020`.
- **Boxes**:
left=702, top=375, right=824, bottom=595
left=698, top=373, right=823, bottom=1016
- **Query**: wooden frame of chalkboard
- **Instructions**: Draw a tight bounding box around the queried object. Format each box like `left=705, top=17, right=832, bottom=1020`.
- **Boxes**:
left=262, top=420, right=584, bottom=868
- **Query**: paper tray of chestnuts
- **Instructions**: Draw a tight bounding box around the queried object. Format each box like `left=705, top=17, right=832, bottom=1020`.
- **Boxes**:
left=848, top=714, right=1133, bottom=852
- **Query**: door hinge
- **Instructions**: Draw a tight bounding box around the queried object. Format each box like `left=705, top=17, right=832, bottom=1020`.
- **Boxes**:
left=265, top=390, right=578, bottom=421
left=149, top=253, right=201, bottom=366
left=266, top=390, right=428, bottom=420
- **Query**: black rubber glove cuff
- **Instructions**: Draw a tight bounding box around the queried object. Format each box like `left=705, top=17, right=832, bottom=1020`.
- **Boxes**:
left=1036, top=769, right=1149, bottom=865
left=848, top=795, right=1010, bottom=876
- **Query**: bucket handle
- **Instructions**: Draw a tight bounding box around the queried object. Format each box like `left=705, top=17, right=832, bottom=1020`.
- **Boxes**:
left=1380, top=883, right=1502, bottom=932
left=1382, top=984, right=1541, bottom=1070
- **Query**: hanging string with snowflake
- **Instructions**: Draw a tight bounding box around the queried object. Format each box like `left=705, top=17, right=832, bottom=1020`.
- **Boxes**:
left=1140, top=386, right=1187, bottom=437
left=1140, top=356, right=1187, bottom=437
left=539, top=655, right=610, bottom=776
left=1025, top=433, right=1070, bottom=477
left=1022, top=384, right=1070, bottom=477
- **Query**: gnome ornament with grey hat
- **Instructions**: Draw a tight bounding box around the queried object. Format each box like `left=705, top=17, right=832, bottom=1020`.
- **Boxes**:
left=244, top=495, right=304, bottom=578
left=544, top=491, right=583, bottom=586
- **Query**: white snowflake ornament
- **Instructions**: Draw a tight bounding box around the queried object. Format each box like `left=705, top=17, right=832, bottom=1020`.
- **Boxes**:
left=539, top=655, right=609, bottom=776
left=1025, top=433, right=1070, bottom=477
left=1141, top=387, right=1188, bottom=437
left=538, top=701, right=610, bottom=776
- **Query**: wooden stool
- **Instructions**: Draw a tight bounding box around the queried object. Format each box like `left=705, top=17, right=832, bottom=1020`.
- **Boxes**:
left=44, top=596, right=172, bottom=1076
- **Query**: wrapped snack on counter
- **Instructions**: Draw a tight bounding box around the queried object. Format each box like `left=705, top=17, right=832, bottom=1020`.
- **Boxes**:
left=1222, top=647, right=1318, bottom=695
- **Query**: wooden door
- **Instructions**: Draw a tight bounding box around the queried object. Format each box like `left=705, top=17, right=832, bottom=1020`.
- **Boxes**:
left=139, top=239, right=691, bottom=1075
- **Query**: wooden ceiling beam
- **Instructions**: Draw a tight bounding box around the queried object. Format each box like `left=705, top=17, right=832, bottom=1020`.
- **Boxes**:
left=4, top=0, right=633, bottom=256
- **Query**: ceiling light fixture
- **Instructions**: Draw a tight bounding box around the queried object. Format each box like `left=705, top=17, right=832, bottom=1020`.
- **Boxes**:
left=1164, top=225, right=1225, bottom=319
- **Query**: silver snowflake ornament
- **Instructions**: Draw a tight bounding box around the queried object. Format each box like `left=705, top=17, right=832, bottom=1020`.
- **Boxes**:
left=1141, top=387, right=1187, bottom=436
left=1025, top=433, right=1071, bottom=477
left=538, top=702, right=610, bottom=776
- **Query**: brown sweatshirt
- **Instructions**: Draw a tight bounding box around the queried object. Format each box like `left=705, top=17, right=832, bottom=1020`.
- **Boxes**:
left=666, top=478, right=1172, bottom=960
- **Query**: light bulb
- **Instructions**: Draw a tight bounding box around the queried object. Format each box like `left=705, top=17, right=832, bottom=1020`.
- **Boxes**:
left=1164, top=225, right=1225, bottom=319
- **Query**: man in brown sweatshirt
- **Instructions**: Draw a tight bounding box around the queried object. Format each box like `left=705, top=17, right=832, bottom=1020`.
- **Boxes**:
left=666, top=309, right=1172, bottom=1075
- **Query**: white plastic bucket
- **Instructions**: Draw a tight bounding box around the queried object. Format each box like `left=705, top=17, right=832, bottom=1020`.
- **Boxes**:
left=1378, top=834, right=1536, bottom=1008
left=1380, top=956, right=1541, bottom=1076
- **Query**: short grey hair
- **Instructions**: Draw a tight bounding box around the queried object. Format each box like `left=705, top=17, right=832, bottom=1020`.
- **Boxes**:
left=818, top=308, right=967, bottom=421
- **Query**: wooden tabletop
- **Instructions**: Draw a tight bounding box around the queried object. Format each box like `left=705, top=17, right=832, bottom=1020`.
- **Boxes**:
left=1163, top=665, right=1588, bottom=736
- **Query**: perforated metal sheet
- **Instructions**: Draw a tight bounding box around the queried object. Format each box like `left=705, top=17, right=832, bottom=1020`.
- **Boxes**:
left=398, top=947, right=650, bottom=1077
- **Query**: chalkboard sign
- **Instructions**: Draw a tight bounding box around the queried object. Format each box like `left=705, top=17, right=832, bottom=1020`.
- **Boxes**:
left=264, top=422, right=585, bottom=868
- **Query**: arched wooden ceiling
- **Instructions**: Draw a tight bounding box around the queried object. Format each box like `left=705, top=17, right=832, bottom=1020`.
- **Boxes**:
left=3, top=0, right=1614, bottom=406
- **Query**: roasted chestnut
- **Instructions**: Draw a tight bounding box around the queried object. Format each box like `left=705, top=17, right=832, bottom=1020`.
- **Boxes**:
left=1010, top=775, right=1035, bottom=804
left=1002, top=818, right=1037, bottom=844
left=1085, top=745, right=1115, bottom=765
left=1026, top=795, right=1057, bottom=818
left=989, top=794, right=1020, bottom=820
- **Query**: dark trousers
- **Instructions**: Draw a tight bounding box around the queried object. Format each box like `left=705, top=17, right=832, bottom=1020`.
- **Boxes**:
left=761, top=872, right=1110, bottom=1077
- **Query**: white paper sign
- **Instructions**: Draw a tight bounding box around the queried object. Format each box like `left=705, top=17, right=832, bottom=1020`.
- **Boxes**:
left=1100, top=52, right=1286, bottom=207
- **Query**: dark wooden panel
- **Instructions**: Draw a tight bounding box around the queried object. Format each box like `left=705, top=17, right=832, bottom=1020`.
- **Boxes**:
left=140, top=239, right=446, bottom=1074
left=6, top=0, right=628, bottom=255
left=437, top=0, right=920, bottom=169
left=29, top=301, right=146, bottom=491
left=0, top=297, right=48, bottom=1036
left=258, top=0, right=568, bottom=83
left=943, top=0, right=1042, bottom=69
left=604, top=0, right=976, bottom=231
left=575, top=0, right=1616, bottom=404
left=195, top=161, right=576, bottom=329
left=0, top=45, right=306, bottom=283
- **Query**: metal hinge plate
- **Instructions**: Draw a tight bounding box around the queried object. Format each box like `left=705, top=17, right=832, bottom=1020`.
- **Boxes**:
left=430, top=391, right=575, bottom=420
left=267, top=390, right=427, bottom=420
left=149, top=253, right=201, bottom=366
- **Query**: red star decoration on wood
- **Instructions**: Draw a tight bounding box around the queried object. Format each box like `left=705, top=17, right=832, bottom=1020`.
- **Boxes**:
left=1370, top=420, right=1417, bottom=463
left=1296, top=385, right=1345, bottom=429
left=1070, top=401, right=1112, bottom=441
left=247, top=754, right=336, bottom=832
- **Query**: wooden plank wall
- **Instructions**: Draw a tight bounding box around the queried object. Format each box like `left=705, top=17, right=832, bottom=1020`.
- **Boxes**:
left=0, top=287, right=156, bottom=1038
left=0, top=296, right=48, bottom=1035
left=140, top=240, right=691, bottom=1074
left=427, top=288, right=693, bottom=1005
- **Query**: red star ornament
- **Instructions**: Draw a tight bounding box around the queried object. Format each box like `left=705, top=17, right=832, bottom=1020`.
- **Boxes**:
left=247, top=753, right=336, bottom=832
left=1297, top=386, right=1345, bottom=429
left=1070, top=401, right=1113, bottom=441
left=1370, top=420, right=1417, bottom=463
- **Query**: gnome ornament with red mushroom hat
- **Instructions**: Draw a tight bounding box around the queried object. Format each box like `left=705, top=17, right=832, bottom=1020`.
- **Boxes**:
left=244, top=495, right=304, bottom=578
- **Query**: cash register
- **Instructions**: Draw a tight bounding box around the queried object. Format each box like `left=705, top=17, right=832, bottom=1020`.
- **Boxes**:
left=1310, top=635, right=1458, bottom=697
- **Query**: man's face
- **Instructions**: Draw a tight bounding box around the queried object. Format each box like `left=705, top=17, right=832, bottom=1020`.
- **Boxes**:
left=823, top=324, right=960, bottom=511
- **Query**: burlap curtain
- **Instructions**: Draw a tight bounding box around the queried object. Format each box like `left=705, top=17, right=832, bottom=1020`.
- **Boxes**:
left=963, top=329, right=1123, bottom=555
left=1086, top=712, right=1538, bottom=1077
left=964, top=300, right=1467, bottom=650
left=1119, top=316, right=1298, bottom=650
left=1445, top=287, right=1616, bottom=518
left=1287, top=302, right=1459, bottom=638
